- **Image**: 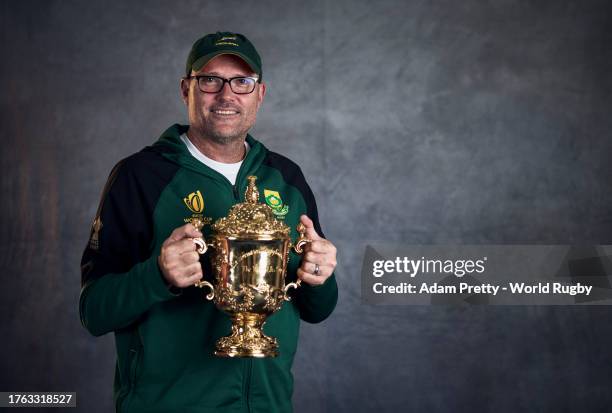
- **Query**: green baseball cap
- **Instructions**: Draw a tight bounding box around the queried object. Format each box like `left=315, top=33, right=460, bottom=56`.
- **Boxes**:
left=185, top=32, right=262, bottom=81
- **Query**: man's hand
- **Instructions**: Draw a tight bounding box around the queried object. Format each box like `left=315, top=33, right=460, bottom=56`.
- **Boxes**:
left=297, top=215, right=337, bottom=286
left=158, top=223, right=204, bottom=288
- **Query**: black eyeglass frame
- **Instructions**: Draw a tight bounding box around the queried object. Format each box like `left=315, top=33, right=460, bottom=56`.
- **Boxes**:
left=185, top=75, right=260, bottom=94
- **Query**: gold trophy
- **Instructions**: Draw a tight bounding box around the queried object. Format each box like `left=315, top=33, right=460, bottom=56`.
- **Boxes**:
left=191, top=176, right=310, bottom=358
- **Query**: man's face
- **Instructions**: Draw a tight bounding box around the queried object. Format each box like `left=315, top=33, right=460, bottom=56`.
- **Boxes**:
left=181, top=54, right=266, bottom=145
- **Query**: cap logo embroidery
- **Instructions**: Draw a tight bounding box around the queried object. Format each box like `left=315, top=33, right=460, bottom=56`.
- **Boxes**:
left=215, top=41, right=239, bottom=47
left=216, top=35, right=238, bottom=47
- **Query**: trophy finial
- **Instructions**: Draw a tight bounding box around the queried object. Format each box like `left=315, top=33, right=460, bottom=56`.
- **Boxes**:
left=292, top=222, right=311, bottom=254
left=245, top=176, right=259, bottom=204
left=296, top=223, right=306, bottom=236
left=191, top=217, right=204, bottom=231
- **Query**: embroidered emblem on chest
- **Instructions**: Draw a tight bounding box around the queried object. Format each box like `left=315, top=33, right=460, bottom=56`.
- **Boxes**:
left=183, top=190, right=211, bottom=226
left=264, top=189, right=289, bottom=219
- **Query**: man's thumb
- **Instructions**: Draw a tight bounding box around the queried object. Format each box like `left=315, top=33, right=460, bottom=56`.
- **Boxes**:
left=168, top=223, right=202, bottom=242
left=300, top=215, right=321, bottom=240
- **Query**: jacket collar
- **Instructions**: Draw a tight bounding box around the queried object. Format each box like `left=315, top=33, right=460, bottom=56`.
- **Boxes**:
left=147, top=123, right=267, bottom=187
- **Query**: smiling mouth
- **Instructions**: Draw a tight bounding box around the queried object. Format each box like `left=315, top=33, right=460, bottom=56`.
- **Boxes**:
left=211, top=109, right=240, bottom=116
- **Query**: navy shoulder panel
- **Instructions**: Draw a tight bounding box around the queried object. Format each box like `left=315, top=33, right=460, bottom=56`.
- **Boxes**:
left=263, top=151, right=325, bottom=238
left=81, top=148, right=180, bottom=286
left=118, top=148, right=181, bottom=210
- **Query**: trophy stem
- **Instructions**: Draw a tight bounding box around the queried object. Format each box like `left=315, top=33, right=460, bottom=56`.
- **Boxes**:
left=214, top=312, right=279, bottom=358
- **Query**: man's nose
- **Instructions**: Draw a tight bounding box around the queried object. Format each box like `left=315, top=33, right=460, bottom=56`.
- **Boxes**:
left=217, top=81, right=236, bottom=99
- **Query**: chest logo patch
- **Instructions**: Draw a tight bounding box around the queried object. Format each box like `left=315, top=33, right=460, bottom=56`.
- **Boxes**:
left=183, top=190, right=211, bottom=226
left=264, top=189, right=289, bottom=218
left=184, top=190, right=205, bottom=213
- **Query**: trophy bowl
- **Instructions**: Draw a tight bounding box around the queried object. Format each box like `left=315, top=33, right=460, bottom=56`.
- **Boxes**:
left=192, top=176, right=310, bottom=358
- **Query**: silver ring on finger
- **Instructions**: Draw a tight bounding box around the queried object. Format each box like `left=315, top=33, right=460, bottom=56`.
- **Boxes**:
left=314, top=263, right=320, bottom=275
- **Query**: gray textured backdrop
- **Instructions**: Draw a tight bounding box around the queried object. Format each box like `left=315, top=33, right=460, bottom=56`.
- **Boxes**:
left=2, top=0, right=612, bottom=412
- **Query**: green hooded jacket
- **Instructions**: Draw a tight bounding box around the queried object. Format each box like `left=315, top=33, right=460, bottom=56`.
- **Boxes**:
left=79, top=124, right=338, bottom=413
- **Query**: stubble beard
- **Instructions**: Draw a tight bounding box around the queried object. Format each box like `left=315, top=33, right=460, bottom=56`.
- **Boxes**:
left=201, top=110, right=256, bottom=146
left=204, top=125, right=249, bottom=146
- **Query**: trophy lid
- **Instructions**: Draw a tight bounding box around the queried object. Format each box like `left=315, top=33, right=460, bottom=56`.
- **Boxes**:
left=212, top=176, right=291, bottom=239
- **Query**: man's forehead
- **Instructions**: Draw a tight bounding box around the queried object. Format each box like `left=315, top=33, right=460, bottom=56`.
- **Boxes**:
left=193, top=54, right=256, bottom=77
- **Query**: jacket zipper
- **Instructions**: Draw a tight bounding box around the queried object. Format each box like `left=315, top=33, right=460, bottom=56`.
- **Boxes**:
left=236, top=153, right=251, bottom=412
left=120, top=347, right=140, bottom=413
left=244, top=359, right=253, bottom=413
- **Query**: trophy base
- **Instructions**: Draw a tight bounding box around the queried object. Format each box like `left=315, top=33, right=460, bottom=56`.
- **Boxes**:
left=215, top=312, right=279, bottom=358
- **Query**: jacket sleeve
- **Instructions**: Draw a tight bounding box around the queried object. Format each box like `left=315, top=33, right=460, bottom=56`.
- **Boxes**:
left=295, top=275, right=338, bottom=324
left=79, top=157, right=179, bottom=337
left=293, top=169, right=339, bottom=324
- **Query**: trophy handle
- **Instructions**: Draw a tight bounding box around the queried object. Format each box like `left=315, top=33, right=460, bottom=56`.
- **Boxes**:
left=292, top=223, right=312, bottom=254
left=284, top=223, right=312, bottom=301
left=283, top=279, right=302, bottom=301
left=190, top=217, right=214, bottom=254
left=195, top=280, right=215, bottom=300
left=193, top=238, right=216, bottom=299
left=192, top=237, right=208, bottom=254
left=190, top=218, right=215, bottom=300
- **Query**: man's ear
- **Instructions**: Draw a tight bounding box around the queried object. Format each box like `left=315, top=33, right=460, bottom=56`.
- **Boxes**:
left=257, top=82, right=266, bottom=108
left=180, top=77, right=190, bottom=105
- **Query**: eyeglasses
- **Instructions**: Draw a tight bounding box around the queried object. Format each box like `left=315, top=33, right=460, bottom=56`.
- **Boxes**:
left=187, top=75, right=259, bottom=94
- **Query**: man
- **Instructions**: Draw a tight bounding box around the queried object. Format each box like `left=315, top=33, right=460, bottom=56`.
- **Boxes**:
left=80, top=32, right=338, bottom=413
